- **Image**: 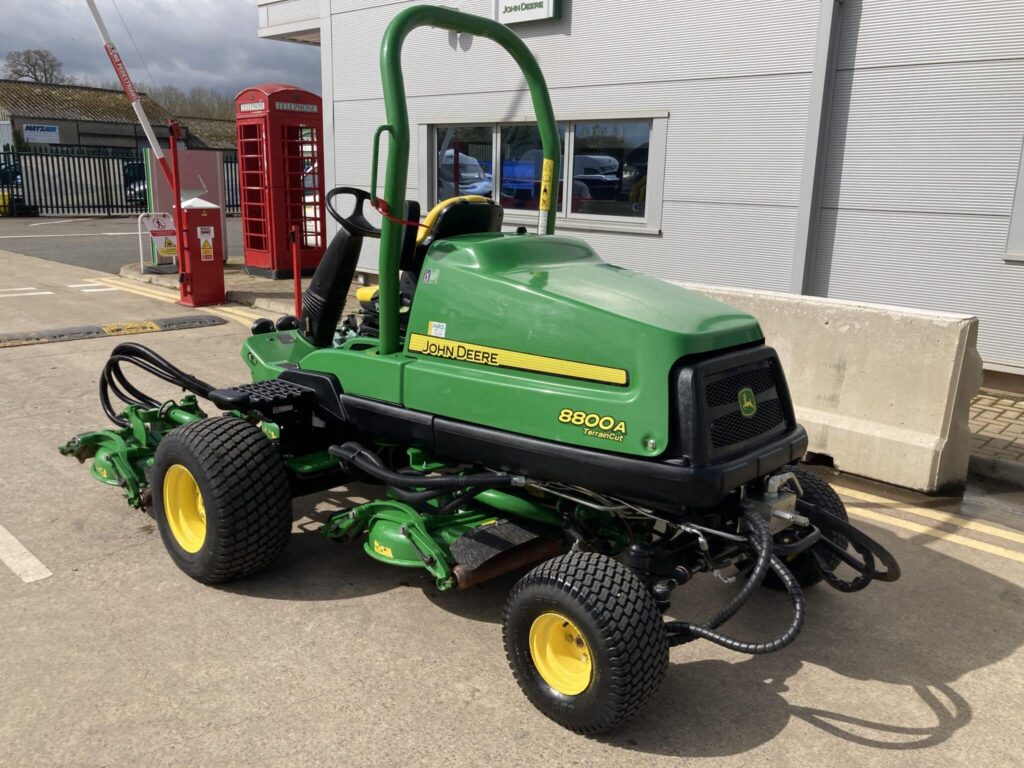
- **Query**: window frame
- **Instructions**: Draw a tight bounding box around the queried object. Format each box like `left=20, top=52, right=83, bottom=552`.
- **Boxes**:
left=418, top=111, right=668, bottom=235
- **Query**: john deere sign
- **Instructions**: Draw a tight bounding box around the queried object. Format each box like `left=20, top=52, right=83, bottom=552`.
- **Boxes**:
left=496, top=0, right=561, bottom=25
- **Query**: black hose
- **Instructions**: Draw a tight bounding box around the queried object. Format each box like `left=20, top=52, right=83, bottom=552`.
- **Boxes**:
left=99, top=342, right=218, bottom=427
left=665, top=509, right=806, bottom=653
left=329, top=442, right=523, bottom=490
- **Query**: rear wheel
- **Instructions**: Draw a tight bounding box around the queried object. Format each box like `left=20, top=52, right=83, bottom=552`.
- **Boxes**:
left=765, top=466, right=848, bottom=590
left=503, top=551, right=668, bottom=733
left=153, top=417, right=292, bottom=583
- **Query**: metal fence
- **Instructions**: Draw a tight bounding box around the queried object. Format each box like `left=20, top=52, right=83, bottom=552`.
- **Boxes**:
left=0, top=146, right=241, bottom=217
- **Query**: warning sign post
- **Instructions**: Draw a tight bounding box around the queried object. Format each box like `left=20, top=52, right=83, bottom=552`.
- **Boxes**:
left=138, top=212, right=178, bottom=274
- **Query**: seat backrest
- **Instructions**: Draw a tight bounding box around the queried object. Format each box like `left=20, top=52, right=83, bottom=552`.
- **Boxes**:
left=400, top=195, right=504, bottom=275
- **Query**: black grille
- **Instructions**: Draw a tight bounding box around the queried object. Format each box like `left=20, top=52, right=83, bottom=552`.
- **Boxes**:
left=705, top=364, right=776, bottom=407
left=703, top=358, right=787, bottom=455
left=711, top=399, right=785, bottom=448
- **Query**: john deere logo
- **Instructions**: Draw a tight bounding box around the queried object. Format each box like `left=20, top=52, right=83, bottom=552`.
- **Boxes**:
left=738, top=388, right=757, bottom=418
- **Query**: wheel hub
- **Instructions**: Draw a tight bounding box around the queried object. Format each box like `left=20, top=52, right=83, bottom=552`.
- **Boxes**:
left=528, top=612, right=593, bottom=696
left=163, top=464, right=206, bottom=553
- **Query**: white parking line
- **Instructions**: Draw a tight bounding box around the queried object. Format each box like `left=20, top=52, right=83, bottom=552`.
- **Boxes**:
left=0, top=232, right=134, bottom=240
left=0, top=523, right=52, bottom=583
left=80, top=287, right=119, bottom=293
left=0, top=287, right=40, bottom=292
left=66, top=283, right=101, bottom=288
left=28, top=218, right=87, bottom=227
left=0, top=291, right=54, bottom=298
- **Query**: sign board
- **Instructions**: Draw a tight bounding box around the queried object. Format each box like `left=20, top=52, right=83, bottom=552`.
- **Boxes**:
left=197, top=225, right=215, bottom=262
left=23, top=124, right=60, bottom=144
left=276, top=102, right=318, bottom=113
left=496, top=0, right=560, bottom=24
left=138, top=212, right=177, bottom=272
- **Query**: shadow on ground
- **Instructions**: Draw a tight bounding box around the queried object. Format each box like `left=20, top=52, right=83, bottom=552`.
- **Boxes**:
left=219, top=481, right=1024, bottom=759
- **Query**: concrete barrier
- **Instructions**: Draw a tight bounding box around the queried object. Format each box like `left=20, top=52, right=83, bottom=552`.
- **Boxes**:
left=673, top=282, right=982, bottom=492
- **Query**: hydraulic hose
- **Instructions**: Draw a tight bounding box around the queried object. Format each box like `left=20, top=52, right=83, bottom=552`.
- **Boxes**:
left=329, top=442, right=525, bottom=490
left=665, top=508, right=806, bottom=654
left=100, top=342, right=217, bottom=427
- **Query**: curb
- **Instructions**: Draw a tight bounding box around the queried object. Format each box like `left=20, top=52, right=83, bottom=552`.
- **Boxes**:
left=119, top=264, right=296, bottom=317
left=969, top=454, right=1024, bottom=488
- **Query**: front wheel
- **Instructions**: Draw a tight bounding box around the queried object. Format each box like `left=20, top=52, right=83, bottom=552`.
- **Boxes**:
left=152, top=417, right=293, bottom=583
left=502, top=551, right=668, bottom=733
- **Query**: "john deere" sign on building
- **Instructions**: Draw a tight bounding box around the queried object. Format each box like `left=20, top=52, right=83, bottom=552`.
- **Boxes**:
left=496, top=0, right=561, bottom=25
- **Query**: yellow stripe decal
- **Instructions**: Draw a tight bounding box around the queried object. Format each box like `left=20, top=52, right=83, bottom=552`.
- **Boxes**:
left=408, top=333, right=628, bottom=386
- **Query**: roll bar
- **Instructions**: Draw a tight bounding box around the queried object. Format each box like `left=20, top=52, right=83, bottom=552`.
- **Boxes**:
left=375, top=5, right=560, bottom=355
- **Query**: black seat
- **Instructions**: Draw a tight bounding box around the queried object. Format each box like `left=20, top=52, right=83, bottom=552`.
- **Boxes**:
left=399, top=195, right=504, bottom=276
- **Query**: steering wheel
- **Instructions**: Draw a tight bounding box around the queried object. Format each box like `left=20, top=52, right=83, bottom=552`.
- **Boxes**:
left=326, top=187, right=382, bottom=239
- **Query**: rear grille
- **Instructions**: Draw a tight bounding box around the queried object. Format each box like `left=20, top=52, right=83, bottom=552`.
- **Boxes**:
left=705, top=366, right=776, bottom=407
left=711, top=399, right=785, bottom=448
left=703, top=357, right=788, bottom=457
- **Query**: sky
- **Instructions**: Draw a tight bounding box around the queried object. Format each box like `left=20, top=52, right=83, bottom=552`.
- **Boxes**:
left=0, top=0, right=321, bottom=95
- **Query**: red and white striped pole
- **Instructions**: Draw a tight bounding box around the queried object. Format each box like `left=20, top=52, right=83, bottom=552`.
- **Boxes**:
left=83, top=0, right=174, bottom=186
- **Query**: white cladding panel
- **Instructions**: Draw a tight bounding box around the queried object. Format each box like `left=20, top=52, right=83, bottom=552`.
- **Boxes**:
left=323, top=0, right=1024, bottom=369
left=820, top=1, right=1024, bottom=369
left=836, top=0, right=1024, bottom=71
left=330, top=0, right=818, bottom=280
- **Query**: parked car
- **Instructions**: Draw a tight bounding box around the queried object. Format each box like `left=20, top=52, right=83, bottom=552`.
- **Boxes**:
left=437, top=149, right=493, bottom=198
left=0, top=160, right=22, bottom=187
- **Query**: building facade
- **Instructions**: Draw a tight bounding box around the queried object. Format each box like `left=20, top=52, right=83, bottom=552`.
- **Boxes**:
left=259, top=0, right=1024, bottom=374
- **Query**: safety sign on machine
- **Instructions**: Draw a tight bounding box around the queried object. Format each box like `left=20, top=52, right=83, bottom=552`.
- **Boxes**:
left=197, top=226, right=215, bottom=262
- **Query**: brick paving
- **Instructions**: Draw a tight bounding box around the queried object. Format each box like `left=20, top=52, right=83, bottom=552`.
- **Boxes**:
left=970, top=390, right=1024, bottom=482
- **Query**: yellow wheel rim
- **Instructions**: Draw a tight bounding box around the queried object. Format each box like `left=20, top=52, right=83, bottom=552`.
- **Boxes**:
left=163, top=464, right=207, bottom=554
left=529, top=612, right=593, bottom=696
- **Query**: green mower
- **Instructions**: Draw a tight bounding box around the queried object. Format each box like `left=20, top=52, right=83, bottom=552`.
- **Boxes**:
left=61, top=6, right=899, bottom=734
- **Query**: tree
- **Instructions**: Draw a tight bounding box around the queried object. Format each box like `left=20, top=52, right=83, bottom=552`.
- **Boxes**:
left=3, top=49, right=73, bottom=84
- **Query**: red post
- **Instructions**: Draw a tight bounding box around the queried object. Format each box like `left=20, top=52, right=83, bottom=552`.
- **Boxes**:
left=291, top=224, right=302, bottom=317
left=167, top=122, right=188, bottom=289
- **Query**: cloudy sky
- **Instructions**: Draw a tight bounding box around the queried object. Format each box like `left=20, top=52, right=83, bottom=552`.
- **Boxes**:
left=0, top=0, right=321, bottom=95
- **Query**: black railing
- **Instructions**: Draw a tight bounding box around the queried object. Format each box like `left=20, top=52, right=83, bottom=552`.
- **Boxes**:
left=0, top=146, right=241, bottom=217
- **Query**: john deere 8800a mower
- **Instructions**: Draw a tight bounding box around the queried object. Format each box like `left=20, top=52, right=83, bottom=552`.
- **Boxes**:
left=61, top=6, right=899, bottom=733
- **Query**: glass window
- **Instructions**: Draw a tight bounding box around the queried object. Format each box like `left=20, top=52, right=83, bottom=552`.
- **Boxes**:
left=434, top=125, right=493, bottom=201
left=572, top=120, right=651, bottom=218
left=498, top=124, right=566, bottom=213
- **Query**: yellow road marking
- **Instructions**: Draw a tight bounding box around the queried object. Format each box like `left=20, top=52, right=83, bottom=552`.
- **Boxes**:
left=93, top=277, right=267, bottom=327
left=101, top=321, right=161, bottom=336
left=836, top=485, right=1024, bottom=545
left=845, top=506, right=1024, bottom=565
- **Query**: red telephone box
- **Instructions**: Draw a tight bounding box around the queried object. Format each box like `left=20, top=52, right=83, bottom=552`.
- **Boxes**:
left=235, top=84, right=326, bottom=278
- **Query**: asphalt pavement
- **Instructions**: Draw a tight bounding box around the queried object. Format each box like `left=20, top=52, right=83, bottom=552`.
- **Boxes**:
left=1, top=249, right=1023, bottom=767
left=0, top=215, right=244, bottom=273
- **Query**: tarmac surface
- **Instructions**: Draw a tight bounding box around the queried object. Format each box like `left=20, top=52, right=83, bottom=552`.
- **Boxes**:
left=0, top=215, right=243, bottom=273
left=1, top=249, right=1024, bottom=767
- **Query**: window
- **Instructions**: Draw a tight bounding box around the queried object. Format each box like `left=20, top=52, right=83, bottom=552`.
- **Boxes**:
left=434, top=125, right=493, bottom=201
left=425, top=115, right=666, bottom=233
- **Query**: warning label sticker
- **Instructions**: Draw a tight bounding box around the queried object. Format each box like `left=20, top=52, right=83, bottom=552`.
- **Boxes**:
left=197, top=226, right=215, bottom=262
left=140, top=213, right=177, bottom=265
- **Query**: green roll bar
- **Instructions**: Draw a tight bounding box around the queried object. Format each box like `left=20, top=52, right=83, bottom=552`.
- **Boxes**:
left=375, top=5, right=560, bottom=355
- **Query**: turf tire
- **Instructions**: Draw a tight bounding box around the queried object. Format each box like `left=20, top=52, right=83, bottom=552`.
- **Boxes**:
left=153, top=417, right=292, bottom=583
left=503, top=551, right=669, bottom=734
left=764, top=466, right=849, bottom=590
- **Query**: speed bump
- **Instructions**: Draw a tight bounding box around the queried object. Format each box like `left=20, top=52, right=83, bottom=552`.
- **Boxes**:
left=0, top=315, right=227, bottom=348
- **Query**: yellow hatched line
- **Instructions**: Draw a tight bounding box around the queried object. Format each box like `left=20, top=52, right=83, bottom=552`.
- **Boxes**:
left=94, top=277, right=266, bottom=327
left=836, top=485, right=1024, bottom=545
left=844, top=505, right=1024, bottom=566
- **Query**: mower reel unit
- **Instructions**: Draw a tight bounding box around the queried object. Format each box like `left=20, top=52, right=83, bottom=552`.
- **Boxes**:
left=61, top=6, right=899, bottom=734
